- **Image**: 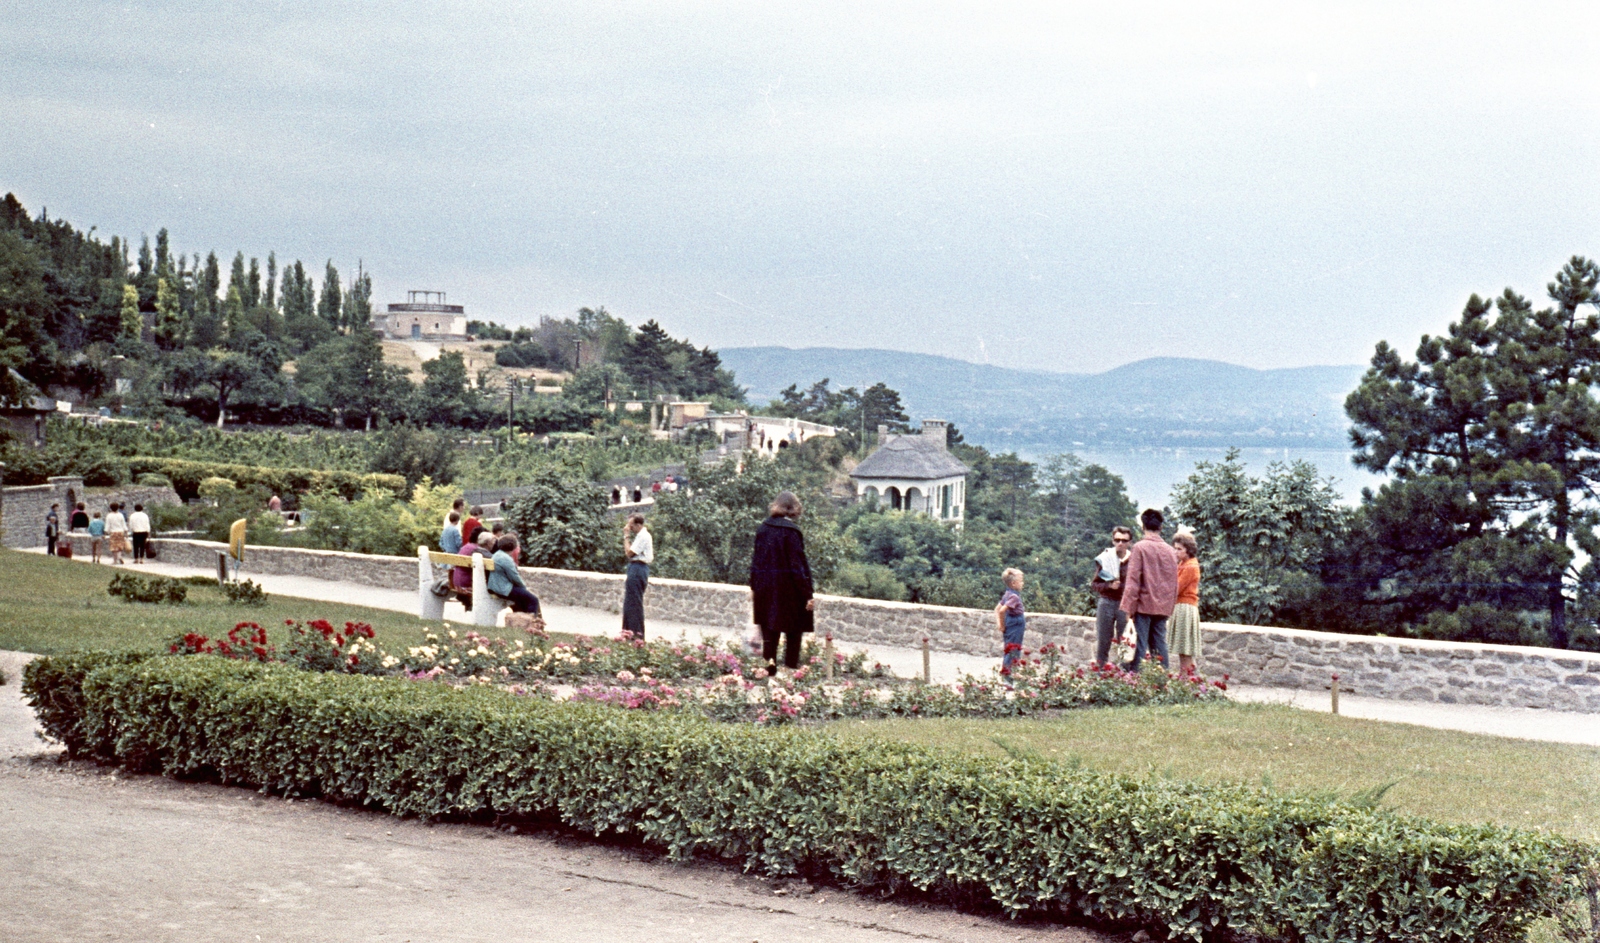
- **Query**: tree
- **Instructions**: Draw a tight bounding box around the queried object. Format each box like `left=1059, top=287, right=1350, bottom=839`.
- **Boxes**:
left=1169, top=450, right=1348, bottom=625
left=625, top=319, right=674, bottom=396
left=1345, top=259, right=1600, bottom=648
left=415, top=350, right=474, bottom=426
left=119, top=283, right=141, bottom=340
left=205, top=349, right=262, bottom=427
left=154, top=276, right=184, bottom=348
left=649, top=457, right=833, bottom=584
left=343, top=262, right=372, bottom=334
left=859, top=382, right=911, bottom=434
left=501, top=467, right=610, bottom=570
left=318, top=260, right=342, bottom=331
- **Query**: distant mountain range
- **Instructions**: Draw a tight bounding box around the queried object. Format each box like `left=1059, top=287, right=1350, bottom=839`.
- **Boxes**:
left=719, top=347, right=1368, bottom=452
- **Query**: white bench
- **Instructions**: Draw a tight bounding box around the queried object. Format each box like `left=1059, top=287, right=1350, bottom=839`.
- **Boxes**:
left=417, top=547, right=507, bottom=627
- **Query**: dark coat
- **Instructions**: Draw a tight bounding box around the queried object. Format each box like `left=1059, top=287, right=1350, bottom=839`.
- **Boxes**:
left=750, top=516, right=815, bottom=634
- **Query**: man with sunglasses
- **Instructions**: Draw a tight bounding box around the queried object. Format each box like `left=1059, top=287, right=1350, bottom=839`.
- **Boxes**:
left=1091, top=526, right=1133, bottom=667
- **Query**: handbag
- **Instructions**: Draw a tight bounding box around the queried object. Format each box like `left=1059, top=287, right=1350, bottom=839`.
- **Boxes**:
left=430, top=575, right=454, bottom=598
left=742, top=624, right=764, bottom=655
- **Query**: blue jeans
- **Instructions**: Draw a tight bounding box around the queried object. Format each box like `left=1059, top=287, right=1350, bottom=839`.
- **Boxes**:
left=1001, top=614, right=1026, bottom=674
left=1132, top=613, right=1168, bottom=671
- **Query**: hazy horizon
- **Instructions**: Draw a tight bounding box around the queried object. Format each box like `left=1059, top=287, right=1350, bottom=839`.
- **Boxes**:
left=6, top=2, right=1596, bottom=373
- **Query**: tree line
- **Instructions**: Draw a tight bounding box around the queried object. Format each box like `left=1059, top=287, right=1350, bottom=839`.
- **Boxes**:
left=0, top=194, right=742, bottom=433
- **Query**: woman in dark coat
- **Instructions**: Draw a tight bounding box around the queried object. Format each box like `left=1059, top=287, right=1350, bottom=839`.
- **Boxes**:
left=750, top=491, right=815, bottom=673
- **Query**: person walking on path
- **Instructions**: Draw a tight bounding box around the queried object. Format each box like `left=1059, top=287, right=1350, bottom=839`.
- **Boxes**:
left=128, top=504, right=151, bottom=564
left=1091, top=526, right=1133, bottom=667
left=70, top=503, right=90, bottom=531
left=1170, top=531, right=1203, bottom=675
left=1119, top=508, right=1178, bottom=671
left=488, top=535, right=542, bottom=620
left=994, top=568, right=1027, bottom=677
left=45, top=504, right=60, bottom=557
left=104, top=503, right=129, bottom=565
left=88, top=511, right=104, bottom=563
left=750, top=491, right=815, bottom=675
left=440, top=511, right=463, bottom=554
left=621, top=513, right=653, bottom=638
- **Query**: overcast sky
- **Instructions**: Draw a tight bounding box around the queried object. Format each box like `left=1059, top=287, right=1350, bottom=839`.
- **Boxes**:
left=5, top=2, right=1597, bottom=372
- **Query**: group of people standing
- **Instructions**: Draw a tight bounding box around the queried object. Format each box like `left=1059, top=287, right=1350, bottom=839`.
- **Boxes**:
left=47, top=501, right=150, bottom=566
left=1003, top=507, right=1203, bottom=676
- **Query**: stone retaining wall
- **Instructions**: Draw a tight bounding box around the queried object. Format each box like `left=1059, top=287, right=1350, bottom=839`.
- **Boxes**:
left=2, top=476, right=181, bottom=549
left=87, top=538, right=1600, bottom=714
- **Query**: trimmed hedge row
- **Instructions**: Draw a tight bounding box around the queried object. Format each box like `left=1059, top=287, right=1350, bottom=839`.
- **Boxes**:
left=24, top=653, right=1598, bottom=942
left=125, top=457, right=406, bottom=501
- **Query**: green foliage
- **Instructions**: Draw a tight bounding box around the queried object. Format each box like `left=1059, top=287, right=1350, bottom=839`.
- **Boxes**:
left=106, top=572, right=188, bottom=605
left=26, top=653, right=1598, bottom=942
left=365, top=424, right=457, bottom=488
left=1344, top=258, right=1600, bottom=648
left=295, top=488, right=433, bottom=558
left=500, top=468, right=611, bottom=570
left=649, top=456, right=844, bottom=584
left=221, top=579, right=268, bottom=606
left=1169, top=449, right=1349, bottom=625
left=767, top=378, right=909, bottom=450
left=125, top=456, right=405, bottom=502
left=824, top=561, right=908, bottom=600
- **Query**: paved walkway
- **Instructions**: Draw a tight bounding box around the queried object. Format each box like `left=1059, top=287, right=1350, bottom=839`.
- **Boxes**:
left=30, top=550, right=1600, bottom=746
left=0, top=655, right=1111, bottom=943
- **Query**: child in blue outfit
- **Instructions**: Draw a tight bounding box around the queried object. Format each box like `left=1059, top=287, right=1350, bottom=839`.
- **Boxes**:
left=994, top=567, right=1026, bottom=676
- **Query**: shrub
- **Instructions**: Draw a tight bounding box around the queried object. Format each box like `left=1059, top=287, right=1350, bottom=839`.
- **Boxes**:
left=106, top=572, right=188, bottom=605
left=24, top=654, right=1598, bottom=943
left=125, top=456, right=405, bottom=502
left=221, top=579, right=268, bottom=606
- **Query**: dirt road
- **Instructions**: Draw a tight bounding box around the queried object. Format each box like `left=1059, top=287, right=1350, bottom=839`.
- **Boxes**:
left=0, top=656, right=1114, bottom=943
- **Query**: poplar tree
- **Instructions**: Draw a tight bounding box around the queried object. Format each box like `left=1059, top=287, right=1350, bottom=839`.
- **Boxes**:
left=119, top=283, right=141, bottom=339
left=265, top=252, right=277, bottom=308
left=318, top=260, right=342, bottom=330
left=246, top=257, right=261, bottom=309
left=154, top=276, right=184, bottom=348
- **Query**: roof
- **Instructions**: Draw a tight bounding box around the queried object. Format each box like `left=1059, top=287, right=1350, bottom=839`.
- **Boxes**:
left=850, top=435, right=969, bottom=481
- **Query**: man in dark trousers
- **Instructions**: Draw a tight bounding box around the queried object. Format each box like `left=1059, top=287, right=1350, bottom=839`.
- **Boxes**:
left=621, top=513, right=653, bottom=638
left=749, top=491, right=815, bottom=675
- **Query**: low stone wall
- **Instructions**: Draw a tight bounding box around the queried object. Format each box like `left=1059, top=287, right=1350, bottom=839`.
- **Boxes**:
left=95, top=538, right=1600, bottom=714
left=2, top=476, right=85, bottom=548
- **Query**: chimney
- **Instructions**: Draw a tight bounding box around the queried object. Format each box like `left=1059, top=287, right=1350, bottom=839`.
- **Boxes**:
left=921, top=419, right=949, bottom=449
left=877, top=424, right=889, bottom=444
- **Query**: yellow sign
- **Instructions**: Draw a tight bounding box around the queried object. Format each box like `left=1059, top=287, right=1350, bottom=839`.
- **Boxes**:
left=229, top=518, right=247, bottom=562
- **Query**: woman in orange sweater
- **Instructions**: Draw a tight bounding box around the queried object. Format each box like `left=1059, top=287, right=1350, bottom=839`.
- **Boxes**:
left=1170, top=531, right=1202, bottom=675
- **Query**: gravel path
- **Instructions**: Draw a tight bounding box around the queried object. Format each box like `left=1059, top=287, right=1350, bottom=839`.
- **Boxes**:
left=0, top=656, right=1112, bottom=943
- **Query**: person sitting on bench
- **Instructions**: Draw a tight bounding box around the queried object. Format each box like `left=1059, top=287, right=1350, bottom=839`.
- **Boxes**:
left=488, top=535, right=541, bottom=615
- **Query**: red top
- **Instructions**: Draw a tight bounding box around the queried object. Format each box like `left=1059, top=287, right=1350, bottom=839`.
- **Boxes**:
left=1176, top=558, right=1200, bottom=606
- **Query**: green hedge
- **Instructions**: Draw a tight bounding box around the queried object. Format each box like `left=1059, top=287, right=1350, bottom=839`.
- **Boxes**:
left=24, top=653, right=1598, bottom=942
left=125, top=457, right=406, bottom=501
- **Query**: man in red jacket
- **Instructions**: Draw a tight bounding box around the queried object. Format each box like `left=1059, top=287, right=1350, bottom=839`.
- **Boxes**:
left=1119, top=508, right=1178, bottom=671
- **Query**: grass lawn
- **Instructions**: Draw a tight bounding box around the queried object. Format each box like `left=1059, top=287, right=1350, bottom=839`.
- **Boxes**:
left=3, top=549, right=530, bottom=655
left=832, top=703, right=1600, bottom=842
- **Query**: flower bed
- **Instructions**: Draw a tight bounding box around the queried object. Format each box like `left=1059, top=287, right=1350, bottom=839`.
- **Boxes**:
left=161, top=620, right=1226, bottom=725
left=22, top=653, right=1598, bottom=943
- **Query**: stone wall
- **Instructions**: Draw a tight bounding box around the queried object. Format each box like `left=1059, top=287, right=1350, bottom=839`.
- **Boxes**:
left=1, top=477, right=85, bottom=548
left=1, top=475, right=181, bottom=549
left=95, top=538, right=1600, bottom=713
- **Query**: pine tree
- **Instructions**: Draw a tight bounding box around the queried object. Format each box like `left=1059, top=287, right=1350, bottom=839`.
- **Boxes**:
left=625, top=319, right=674, bottom=397
left=318, top=260, right=342, bottom=331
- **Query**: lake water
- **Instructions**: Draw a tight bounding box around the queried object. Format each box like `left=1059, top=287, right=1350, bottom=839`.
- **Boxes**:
left=1013, top=445, right=1387, bottom=511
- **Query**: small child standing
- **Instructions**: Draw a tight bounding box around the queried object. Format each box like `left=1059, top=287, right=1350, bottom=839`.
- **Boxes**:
left=994, top=567, right=1026, bottom=677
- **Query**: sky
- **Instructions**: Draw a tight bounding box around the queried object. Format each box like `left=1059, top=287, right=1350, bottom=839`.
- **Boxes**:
left=4, top=1, right=1597, bottom=373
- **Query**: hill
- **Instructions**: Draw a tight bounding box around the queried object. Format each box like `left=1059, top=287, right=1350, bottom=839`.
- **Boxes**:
left=718, top=347, right=1366, bottom=451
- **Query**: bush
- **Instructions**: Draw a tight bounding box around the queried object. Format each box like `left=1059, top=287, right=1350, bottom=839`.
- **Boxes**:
left=125, top=457, right=405, bottom=502
left=24, top=653, right=1598, bottom=942
left=106, top=572, right=188, bottom=605
left=221, top=579, right=268, bottom=606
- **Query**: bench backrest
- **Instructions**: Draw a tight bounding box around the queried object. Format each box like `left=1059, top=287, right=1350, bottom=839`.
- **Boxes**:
left=428, top=551, right=476, bottom=567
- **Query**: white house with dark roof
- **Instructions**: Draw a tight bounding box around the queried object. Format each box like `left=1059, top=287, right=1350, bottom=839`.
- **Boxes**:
left=850, top=419, right=969, bottom=526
